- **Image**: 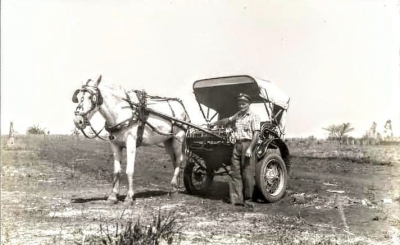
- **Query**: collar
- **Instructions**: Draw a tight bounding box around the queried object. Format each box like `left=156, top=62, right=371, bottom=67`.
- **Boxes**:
left=238, top=110, right=251, bottom=117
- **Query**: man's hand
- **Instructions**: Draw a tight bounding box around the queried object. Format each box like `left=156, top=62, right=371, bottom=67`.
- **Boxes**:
left=245, top=148, right=252, bottom=157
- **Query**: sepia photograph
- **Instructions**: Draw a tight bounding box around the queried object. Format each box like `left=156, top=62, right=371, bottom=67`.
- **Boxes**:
left=1, top=0, right=399, bottom=244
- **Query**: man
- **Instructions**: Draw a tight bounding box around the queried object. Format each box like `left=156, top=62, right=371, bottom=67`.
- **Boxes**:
left=210, top=93, right=260, bottom=207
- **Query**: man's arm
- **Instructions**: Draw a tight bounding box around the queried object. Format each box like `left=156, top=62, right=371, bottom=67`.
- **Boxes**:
left=209, top=117, right=230, bottom=127
left=250, top=130, right=260, bottom=150
left=209, top=112, right=239, bottom=127
left=245, top=113, right=261, bottom=157
left=245, top=130, right=260, bottom=157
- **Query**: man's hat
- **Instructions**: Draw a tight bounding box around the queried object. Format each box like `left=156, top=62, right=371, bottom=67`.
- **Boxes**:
left=237, top=93, right=251, bottom=103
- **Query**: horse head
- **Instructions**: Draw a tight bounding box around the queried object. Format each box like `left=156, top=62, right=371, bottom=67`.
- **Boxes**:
left=72, top=75, right=103, bottom=129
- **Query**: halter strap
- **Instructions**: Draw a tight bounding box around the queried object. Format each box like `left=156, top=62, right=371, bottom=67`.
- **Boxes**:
left=74, top=84, right=106, bottom=140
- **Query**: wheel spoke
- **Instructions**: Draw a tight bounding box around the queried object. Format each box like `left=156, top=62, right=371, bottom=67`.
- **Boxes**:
left=268, top=179, right=279, bottom=194
left=263, top=159, right=283, bottom=196
left=186, top=152, right=212, bottom=191
left=192, top=157, right=207, bottom=171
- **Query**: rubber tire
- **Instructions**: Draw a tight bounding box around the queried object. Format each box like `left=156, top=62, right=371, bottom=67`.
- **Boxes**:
left=255, top=153, right=288, bottom=203
left=183, top=153, right=214, bottom=196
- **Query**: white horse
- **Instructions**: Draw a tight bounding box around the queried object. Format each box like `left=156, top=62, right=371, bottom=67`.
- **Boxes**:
left=72, top=76, right=190, bottom=204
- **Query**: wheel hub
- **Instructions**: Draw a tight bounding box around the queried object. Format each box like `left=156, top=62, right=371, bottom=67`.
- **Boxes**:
left=194, top=169, right=205, bottom=182
left=266, top=166, right=279, bottom=185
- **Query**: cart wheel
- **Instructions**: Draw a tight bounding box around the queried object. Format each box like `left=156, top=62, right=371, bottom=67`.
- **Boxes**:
left=255, top=153, right=287, bottom=202
left=183, top=152, right=214, bottom=195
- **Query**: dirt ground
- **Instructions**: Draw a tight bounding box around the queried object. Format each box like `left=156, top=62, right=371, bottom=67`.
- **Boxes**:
left=1, top=136, right=399, bottom=244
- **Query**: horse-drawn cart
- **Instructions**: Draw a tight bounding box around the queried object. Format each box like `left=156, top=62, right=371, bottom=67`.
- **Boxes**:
left=184, top=75, right=291, bottom=202
left=72, top=75, right=290, bottom=204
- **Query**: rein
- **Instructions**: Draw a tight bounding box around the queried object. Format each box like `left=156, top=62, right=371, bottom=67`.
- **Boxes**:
left=81, top=124, right=108, bottom=141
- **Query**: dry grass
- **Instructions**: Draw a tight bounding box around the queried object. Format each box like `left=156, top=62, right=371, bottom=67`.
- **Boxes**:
left=1, top=135, right=399, bottom=244
left=287, top=139, right=399, bottom=166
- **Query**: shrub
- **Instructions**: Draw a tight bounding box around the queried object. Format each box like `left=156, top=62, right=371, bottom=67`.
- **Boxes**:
left=81, top=210, right=180, bottom=245
left=323, top=123, right=354, bottom=142
left=26, top=125, right=46, bottom=135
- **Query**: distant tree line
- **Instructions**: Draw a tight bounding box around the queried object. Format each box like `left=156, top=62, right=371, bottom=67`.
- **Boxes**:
left=322, top=120, right=396, bottom=144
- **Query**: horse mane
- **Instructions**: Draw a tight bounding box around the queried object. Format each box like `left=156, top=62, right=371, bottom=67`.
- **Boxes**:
left=99, top=82, right=127, bottom=99
left=101, top=82, right=125, bottom=91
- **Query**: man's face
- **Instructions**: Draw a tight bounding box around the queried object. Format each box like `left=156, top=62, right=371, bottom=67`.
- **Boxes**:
left=238, top=100, right=250, bottom=113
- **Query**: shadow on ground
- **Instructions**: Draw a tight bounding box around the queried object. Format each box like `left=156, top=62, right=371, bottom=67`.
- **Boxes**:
left=71, top=190, right=169, bottom=203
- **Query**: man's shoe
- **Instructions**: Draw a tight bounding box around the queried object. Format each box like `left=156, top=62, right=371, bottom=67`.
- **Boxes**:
left=223, top=197, right=245, bottom=206
left=252, top=197, right=264, bottom=203
left=244, top=200, right=255, bottom=209
left=222, top=197, right=232, bottom=204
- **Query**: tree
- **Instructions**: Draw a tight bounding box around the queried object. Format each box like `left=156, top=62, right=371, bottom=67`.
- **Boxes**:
left=26, top=125, right=46, bottom=135
left=323, top=123, right=354, bottom=142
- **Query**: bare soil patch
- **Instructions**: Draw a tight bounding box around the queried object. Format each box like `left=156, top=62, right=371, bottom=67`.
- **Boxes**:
left=1, top=136, right=399, bottom=244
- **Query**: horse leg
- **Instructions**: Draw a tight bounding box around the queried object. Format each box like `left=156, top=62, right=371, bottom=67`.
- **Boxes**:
left=164, top=139, right=177, bottom=194
left=124, top=135, right=137, bottom=205
left=107, top=143, right=122, bottom=204
left=165, top=131, right=186, bottom=194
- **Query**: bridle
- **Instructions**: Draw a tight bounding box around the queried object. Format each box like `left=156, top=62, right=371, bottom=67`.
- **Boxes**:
left=72, top=82, right=107, bottom=140
left=73, top=84, right=103, bottom=115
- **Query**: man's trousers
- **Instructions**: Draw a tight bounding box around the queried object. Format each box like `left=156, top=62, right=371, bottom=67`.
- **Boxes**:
left=229, top=140, right=255, bottom=204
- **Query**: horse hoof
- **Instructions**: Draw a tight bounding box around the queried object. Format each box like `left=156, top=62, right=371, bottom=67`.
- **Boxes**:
left=107, top=196, right=118, bottom=204
left=168, top=191, right=178, bottom=199
left=124, top=198, right=134, bottom=206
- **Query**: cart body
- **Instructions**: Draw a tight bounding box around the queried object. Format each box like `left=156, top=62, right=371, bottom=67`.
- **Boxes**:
left=184, top=75, right=291, bottom=202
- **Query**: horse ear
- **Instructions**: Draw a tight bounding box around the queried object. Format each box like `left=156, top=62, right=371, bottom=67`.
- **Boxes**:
left=96, top=75, right=102, bottom=86
left=72, top=90, right=80, bottom=103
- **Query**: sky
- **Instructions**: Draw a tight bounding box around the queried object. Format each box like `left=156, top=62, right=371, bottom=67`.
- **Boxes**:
left=1, top=0, right=399, bottom=138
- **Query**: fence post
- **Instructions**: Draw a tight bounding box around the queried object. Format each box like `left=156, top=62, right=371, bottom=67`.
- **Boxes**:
left=7, top=122, right=15, bottom=146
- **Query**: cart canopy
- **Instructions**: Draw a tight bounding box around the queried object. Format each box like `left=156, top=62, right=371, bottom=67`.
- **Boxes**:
left=193, top=75, right=290, bottom=117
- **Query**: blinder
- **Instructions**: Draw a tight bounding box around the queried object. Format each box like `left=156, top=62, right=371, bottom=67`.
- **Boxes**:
left=72, top=88, right=103, bottom=106
left=72, top=89, right=80, bottom=103
left=93, top=92, right=103, bottom=105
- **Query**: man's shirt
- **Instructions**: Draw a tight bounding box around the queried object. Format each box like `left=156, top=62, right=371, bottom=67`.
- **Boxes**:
left=229, top=110, right=260, bottom=141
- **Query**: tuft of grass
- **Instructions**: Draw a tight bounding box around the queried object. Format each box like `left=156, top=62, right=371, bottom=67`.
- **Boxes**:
left=78, top=209, right=180, bottom=245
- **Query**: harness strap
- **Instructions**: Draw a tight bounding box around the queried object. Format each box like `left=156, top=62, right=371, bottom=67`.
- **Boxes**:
left=136, top=114, right=149, bottom=147
left=106, top=90, right=190, bottom=145
left=136, top=90, right=148, bottom=147
left=144, top=121, right=173, bottom=136
left=167, top=100, right=176, bottom=134
left=104, top=92, right=139, bottom=139
left=105, top=116, right=137, bottom=134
